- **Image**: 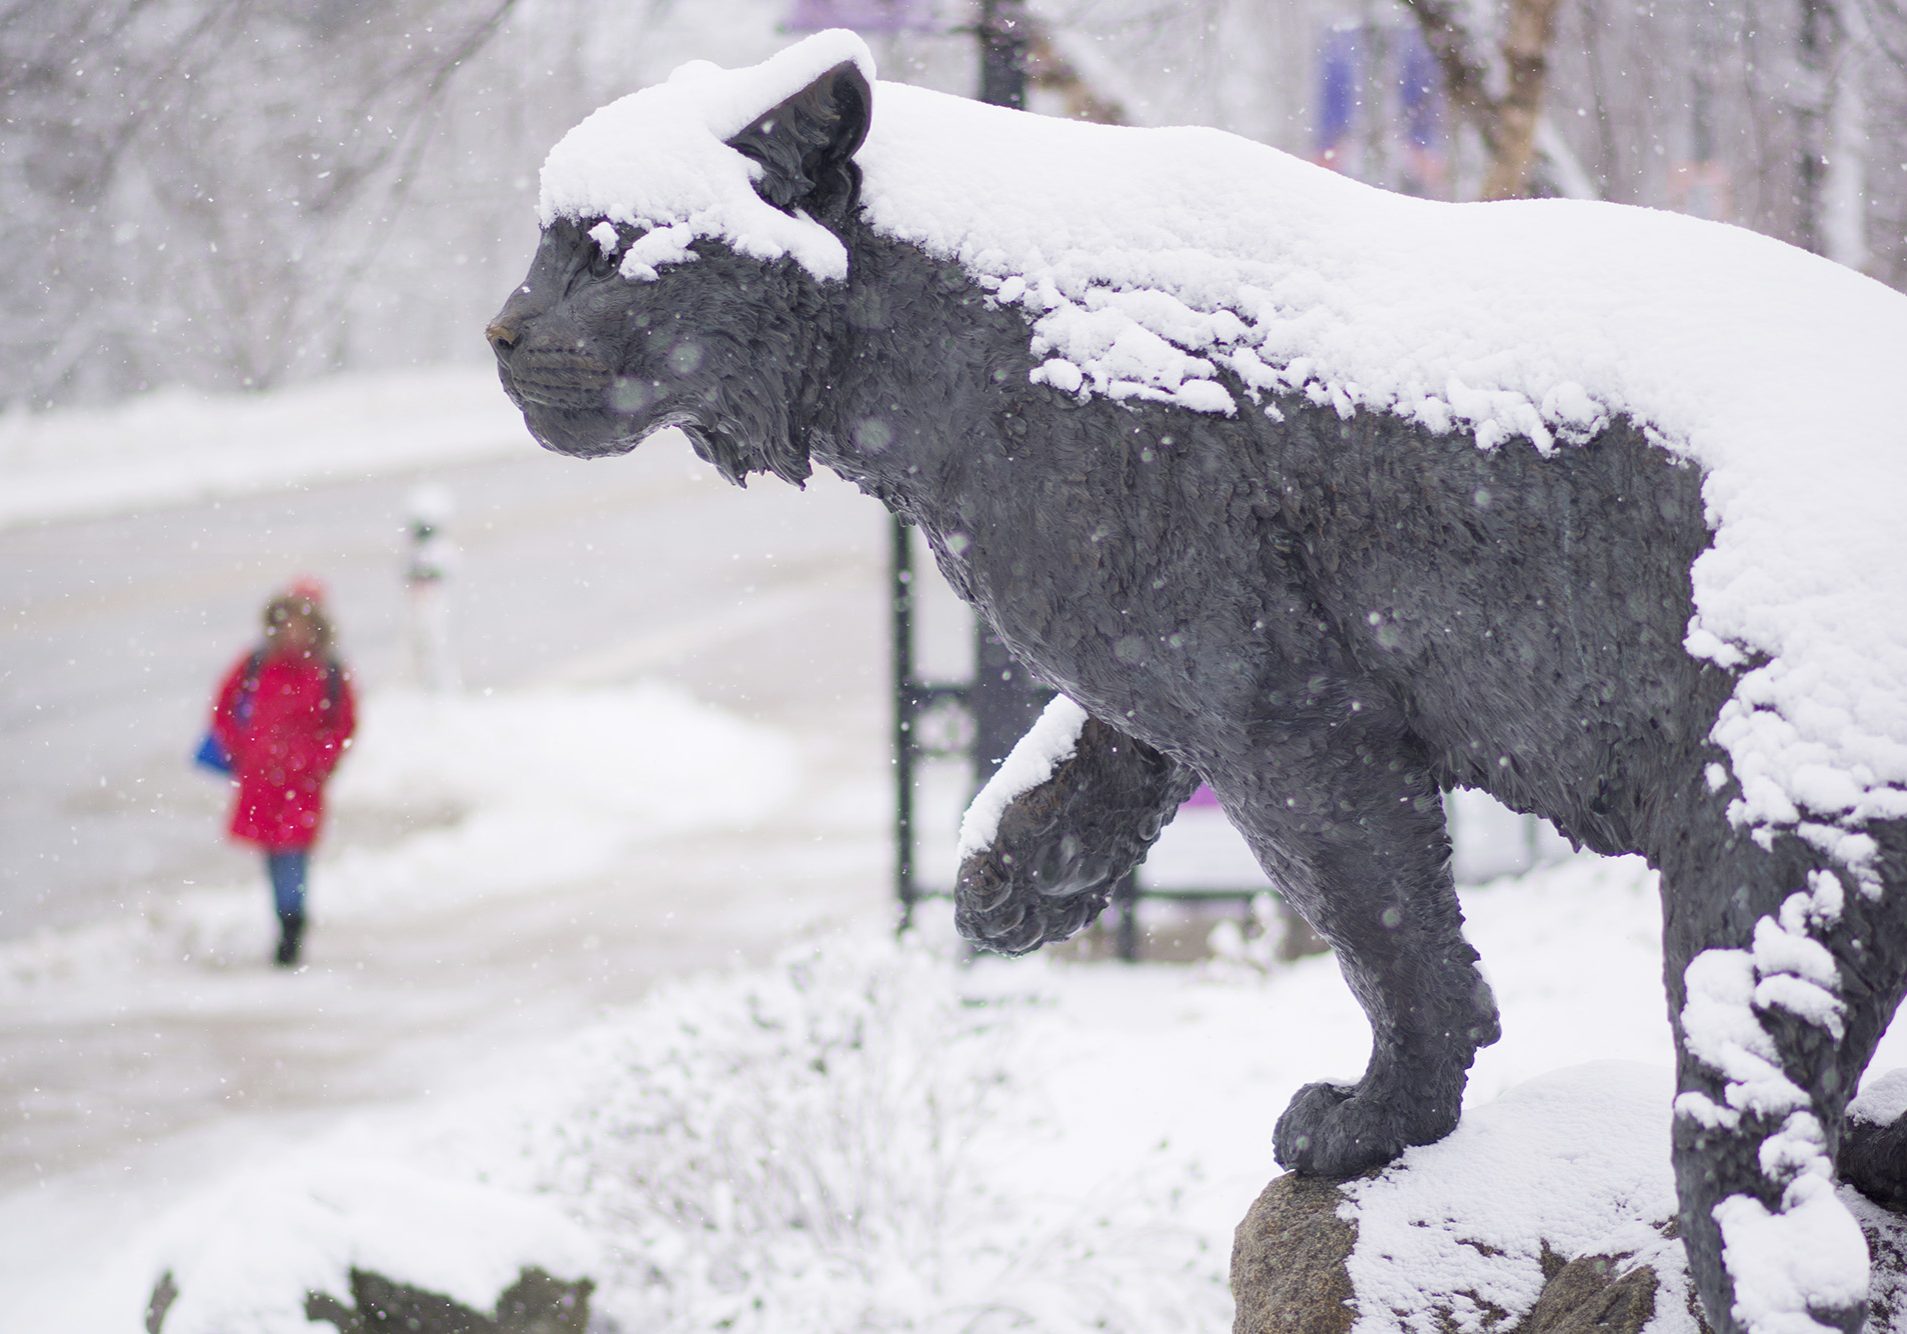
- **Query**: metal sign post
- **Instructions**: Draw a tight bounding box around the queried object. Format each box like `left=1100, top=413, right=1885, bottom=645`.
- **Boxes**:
left=885, top=0, right=1256, bottom=956
left=893, top=0, right=1050, bottom=929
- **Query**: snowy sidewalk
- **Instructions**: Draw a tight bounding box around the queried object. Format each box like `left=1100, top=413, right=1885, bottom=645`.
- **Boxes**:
left=0, top=367, right=524, bottom=532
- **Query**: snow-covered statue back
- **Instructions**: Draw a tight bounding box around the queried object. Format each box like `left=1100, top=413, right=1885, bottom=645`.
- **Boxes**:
left=491, top=31, right=1907, bottom=1334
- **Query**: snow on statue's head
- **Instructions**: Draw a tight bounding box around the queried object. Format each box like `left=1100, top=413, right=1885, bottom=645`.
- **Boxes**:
left=486, top=32, right=874, bottom=485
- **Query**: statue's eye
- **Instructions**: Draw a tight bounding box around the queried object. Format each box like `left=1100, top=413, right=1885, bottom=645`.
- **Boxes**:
left=583, top=220, right=623, bottom=281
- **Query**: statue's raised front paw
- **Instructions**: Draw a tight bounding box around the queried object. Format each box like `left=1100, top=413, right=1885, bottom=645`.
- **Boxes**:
left=1273, top=1077, right=1460, bottom=1178
left=954, top=852, right=1110, bottom=956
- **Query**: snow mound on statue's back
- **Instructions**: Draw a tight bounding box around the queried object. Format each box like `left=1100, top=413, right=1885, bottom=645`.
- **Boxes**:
left=859, top=80, right=1907, bottom=869
left=539, top=31, right=1907, bottom=868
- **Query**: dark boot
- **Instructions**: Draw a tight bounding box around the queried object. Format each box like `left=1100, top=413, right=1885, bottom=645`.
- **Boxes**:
left=275, top=912, right=305, bottom=967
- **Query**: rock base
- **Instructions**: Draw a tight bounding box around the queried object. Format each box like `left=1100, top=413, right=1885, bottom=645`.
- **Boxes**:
left=1230, top=1173, right=1359, bottom=1334
left=1233, top=1173, right=1907, bottom=1334
left=147, top=1264, right=591, bottom=1334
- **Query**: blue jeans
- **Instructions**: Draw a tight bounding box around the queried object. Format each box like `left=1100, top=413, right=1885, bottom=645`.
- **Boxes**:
left=266, top=850, right=309, bottom=921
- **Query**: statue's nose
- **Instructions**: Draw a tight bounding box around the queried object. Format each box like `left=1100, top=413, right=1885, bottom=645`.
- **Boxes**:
left=485, top=319, right=519, bottom=353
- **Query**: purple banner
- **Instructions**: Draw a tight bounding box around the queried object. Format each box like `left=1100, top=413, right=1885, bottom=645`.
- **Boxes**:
left=1317, top=26, right=1360, bottom=159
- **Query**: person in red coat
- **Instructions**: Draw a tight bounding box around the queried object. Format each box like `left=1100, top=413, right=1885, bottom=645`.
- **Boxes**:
left=209, top=581, right=357, bottom=967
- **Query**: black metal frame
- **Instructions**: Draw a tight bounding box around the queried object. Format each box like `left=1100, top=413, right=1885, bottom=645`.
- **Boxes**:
left=891, top=516, right=1050, bottom=922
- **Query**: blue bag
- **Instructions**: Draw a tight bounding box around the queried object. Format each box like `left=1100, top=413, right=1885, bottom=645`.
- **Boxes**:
left=194, top=730, right=233, bottom=775
left=194, top=649, right=265, bottom=777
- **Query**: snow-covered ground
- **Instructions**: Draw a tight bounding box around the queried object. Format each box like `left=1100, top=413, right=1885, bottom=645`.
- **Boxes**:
left=5, top=371, right=1905, bottom=1331
left=0, top=656, right=891, bottom=1331
left=52, top=835, right=1907, bottom=1333
left=5, top=658, right=1901, bottom=1331
left=0, top=367, right=528, bottom=532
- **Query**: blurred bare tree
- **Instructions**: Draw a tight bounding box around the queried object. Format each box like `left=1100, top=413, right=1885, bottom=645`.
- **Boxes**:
left=2, top=0, right=1903, bottom=414
left=0, top=0, right=520, bottom=407
left=1541, top=0, right=1905, bottom=276
left=1092, top=0, right=1905, bottom=272
left=1396, top=0, right=1592, bottom=198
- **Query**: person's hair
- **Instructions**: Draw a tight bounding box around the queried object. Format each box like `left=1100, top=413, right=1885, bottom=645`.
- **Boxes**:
left=262, top=592, right=335, bottom=656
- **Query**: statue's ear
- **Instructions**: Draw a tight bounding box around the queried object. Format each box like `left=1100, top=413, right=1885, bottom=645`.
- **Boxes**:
left=727, top=61, right=871, bottom=221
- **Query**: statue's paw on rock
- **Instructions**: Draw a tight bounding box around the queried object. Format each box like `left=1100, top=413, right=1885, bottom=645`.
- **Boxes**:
left=1272, top=1079, right=1460, bottom=1178
left=1236, top=1064, right=1907, bottom=1334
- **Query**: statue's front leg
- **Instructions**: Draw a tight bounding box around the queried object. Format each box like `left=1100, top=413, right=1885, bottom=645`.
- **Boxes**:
left=1218, top=708, right=1500, bottom=1178
left=956, top=697, right=1201, bottom=955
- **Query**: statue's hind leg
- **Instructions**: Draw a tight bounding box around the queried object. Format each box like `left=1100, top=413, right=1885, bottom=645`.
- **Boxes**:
left=1839, top=1109, right=1907, bottom=1209
left=1832, top=821, right=1907, bottom=1211
left=1661, top=823, right=1907, bottom=1334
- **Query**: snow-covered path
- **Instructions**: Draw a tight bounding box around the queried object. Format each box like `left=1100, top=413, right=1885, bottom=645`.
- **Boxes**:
left=0, top=681, right=890, bottom=1185
left=0, top=430, right=893, bottom=1158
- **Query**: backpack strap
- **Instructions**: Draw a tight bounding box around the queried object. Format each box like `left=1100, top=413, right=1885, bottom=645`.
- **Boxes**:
left=232, top=648, right=268, bottom=726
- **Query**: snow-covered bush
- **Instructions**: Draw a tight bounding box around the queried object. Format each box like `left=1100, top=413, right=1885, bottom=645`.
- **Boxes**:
left=532, top=934, right=1227, bottom=1331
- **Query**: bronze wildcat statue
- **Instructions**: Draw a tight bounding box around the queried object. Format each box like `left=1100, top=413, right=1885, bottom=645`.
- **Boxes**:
left=490, top=33, right=1907, bottom=1333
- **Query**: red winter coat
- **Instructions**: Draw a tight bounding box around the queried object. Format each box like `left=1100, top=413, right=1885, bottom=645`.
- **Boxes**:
left=211, top=649, right=357, bottom=851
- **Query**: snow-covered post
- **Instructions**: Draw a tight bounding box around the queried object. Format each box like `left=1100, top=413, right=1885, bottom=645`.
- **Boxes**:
left=1789, top=0, right=1868, bottom=268
left=1822, top=0, right=1869, bottom=271
left=403, top=484, right=460, bottom=693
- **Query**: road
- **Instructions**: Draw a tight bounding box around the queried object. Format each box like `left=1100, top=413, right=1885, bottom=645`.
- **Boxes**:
left=0, top=437, right=891, bottom=940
